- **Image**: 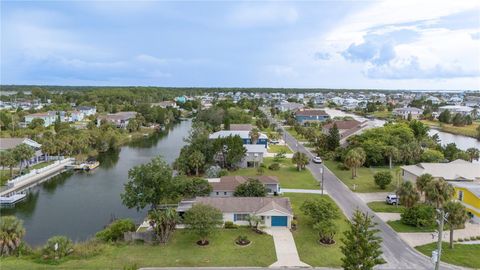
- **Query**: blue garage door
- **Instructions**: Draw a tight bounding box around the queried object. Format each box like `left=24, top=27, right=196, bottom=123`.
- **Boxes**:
left=271, top=216, right=288, bottom=226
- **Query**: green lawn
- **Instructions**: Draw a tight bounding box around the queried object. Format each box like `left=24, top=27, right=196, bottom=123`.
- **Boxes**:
left=29, top=161, right=55, bottom=170
left=324, top=160, right=399, bottom=193
left=285, top=127, right=306, bottom=141
left=0, top=170, right=13, bottom=186
left=286, top=193, right=349, bottom=267
left=386, top=220, right=436, bottom=233
left=267, top=145, right=292, bottom=154
left=369, top=110, right=393, bottom=119
left=0, top=228, right=276, bottom=270
left=416, top=242, right=480, bottom=269
left=229, top=157, right=319, bottom=189
left=367, top=201, right=405, bottom=213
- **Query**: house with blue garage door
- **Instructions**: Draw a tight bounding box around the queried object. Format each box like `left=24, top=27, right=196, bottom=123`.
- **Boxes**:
left=209, top=130, right=268, bottom=148
left=177, top=197, right=293, bottom=228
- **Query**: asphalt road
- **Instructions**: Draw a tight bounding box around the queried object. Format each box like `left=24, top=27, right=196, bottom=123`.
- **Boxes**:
left=267, top=111, right=463, bottom=270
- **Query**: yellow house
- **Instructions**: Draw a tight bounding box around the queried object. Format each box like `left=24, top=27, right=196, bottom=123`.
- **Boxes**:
left=450, top=182, right=480, bottom=224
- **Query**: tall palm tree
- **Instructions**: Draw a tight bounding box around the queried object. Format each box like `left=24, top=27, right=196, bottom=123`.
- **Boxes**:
left=425, top=179, right=454, bottom=209
left=249, top=128, right=260, bottom=144
left=2, top=151, right=17, bottom=178
left=12, top=144, right=35, bottom=174
left=0, top=216, right=26, bottom=256
left=344, top=147, right=366, bottom=179
left=444, top=201, right=468, bottom=249
left=415, top=173, right=433, bottom=201
left=397, top=181, right=420, bottom=208
left=292, top=151, right=309, bottom=171
left=41, top=139, right=57, bottom=161
left=383, top=146, right=398, bottom=169
left=466, top=148, right=480, bottom=162
left=189, top=151, right=205, bottom=176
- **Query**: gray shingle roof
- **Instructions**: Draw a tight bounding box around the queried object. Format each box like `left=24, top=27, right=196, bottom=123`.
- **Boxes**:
left=194, top=197, right=292, bottom=215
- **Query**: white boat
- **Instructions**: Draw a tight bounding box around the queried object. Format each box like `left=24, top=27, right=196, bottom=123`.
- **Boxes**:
left=0, top=193, right=27, bottom=205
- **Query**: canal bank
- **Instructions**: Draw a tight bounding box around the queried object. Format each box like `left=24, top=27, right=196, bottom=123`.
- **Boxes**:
left=0, top=120, right=192, bottom=246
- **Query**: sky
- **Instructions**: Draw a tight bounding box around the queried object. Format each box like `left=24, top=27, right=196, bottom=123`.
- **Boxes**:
left=1, top=0, right=480, bottom=90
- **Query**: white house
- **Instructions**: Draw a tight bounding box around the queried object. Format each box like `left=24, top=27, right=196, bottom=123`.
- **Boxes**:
left=76, top=106, right=97, bottom=116
left=438, top=105, right=474, bottom=117
left=177, top=197, right=293, bottom=228
left=393, top=107, right=424, bottom=120
left=24, top=112, right=57, bottom=127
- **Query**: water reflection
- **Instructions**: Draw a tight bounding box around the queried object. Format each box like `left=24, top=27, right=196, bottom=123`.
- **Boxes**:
left=1, top=191, right=39, bottom=218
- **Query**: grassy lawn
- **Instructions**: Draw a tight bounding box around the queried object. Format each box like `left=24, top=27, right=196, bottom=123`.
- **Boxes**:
left=370, top=110, right=393, bottom=119
left=386, top=220, right=436, bottom=233
left=324, top=160, right=399, bottom=193
left=367, top=201, right=405, bottom=213
left=29, top=161, right=55, bottom=170
left=421, top=120, right=479, bottom=138
left=267, top=145, right=292, bottom=154
left=0, top=228, right=276, bottom=269
left=285, top=127, right=306, bottom=141
left=416, top=242, right=480, bottom=269
left=0, top=170, right=13, bottom=186
left=229, top=157, right=319, bottom=189
left=286, top=193, right=349, bottom=267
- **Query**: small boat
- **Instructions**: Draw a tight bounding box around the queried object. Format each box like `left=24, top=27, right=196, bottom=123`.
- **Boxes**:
left=74, top=161, right=100, bottom=171
left=0, top=193, right=27, bottom=206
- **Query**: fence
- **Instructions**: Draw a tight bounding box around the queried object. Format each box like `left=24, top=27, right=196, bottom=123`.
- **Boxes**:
left=7, top=158, right=74, bottom=188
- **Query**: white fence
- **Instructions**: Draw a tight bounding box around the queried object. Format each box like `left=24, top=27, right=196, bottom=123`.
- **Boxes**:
left=7, top=158, right=74, bottom=188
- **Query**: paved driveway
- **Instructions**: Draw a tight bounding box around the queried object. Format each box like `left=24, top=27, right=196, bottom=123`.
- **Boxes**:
left=265, top=228, right=310, bottom=267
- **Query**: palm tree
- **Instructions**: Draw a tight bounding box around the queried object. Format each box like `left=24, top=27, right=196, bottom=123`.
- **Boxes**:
left=444, top=201, right=468, bottom=249
left=1, top=151, right=17, bottom=178
left=0, top=216, right=26, bottom=256
left=41, top=139, right=57, bottom=161
left=415, top=173, right=433, bottom=201
left=425, top=179, right=454, bottom=209
left=292, top=151, right=309, bottom=171
left=12, top=144, right=35, bottom=174
left=344, top=147, right=366, bottom=179
left=249, top=128, right=260, bottom=144
left=383, top=146, right=398, bottom=169
left=466, top=148, right=480, bottom=162
left=397, top=181, right=420, bottom=208
left=189, top=151, right=205, bottom=176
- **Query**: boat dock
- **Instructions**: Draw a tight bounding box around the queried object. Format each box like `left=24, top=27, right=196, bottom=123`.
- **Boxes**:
left=0, top=158, right=75, bottom=197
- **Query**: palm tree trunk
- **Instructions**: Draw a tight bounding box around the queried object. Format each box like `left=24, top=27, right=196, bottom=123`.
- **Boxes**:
left=196, top=166, right=199, bottom=176
left=351, top=168, right=354, bottom=179
left=389, top=156, right=392, bottom=169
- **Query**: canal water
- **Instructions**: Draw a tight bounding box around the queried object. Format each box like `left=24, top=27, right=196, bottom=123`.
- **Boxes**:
left=1, top=120, right=192, bottom=246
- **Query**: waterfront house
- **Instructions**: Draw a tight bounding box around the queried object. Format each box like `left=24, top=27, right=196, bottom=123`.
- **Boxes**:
left=98, top=111, right=137, bottom=128
left=322, top=120, right=367, bottom=140
left=177, top=197, right=293, bottom=228
left=449, top=182, right=480, bottom=223
left=209, top=130, right=268, bottom=148
left=0, top=138, right=44, bottom=164
left=295, top=109, right=330, bottom=124
left=209, top=175, right=280, bottom=197
left=438, top=105, right=474, bottom=117
left=392, top=107, right=424, bottom=120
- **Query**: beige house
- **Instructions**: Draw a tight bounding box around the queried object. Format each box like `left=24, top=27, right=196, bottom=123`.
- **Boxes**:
left=209, top=176, right=280, bottom=197
left=177, top=197, right=293, bottom=228
left=401, top=159, right=480, bottom=182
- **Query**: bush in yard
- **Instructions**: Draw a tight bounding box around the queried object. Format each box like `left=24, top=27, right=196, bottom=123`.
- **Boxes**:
left=235, top=235, right=250, bottom=245
left=42, top=235, right=74, bottom=259
left=205, top=165, right=222, bottom=178
left=373, top=171, right=392, bottom=189
left=224, top=221, right=237, bottom=229
left=96, top=219, right=136, bottom=242
left=400, top=204, right=435, bottom=228
left=273, top=150, right=286, bottom=161
left=256, top=166, right=264, bottom=175
left=301, top=198, right=340, bottom=224
left=234, top=179, right=267, bottom=197
left=313, top=220, right=337, bottom=245
left=268, top=163, right=280, bottom=171
left=336, top=163, right=349, bottom=171
left=184, top=204, right=223, bottom=245
left=218, top=169, right=228, bottom=177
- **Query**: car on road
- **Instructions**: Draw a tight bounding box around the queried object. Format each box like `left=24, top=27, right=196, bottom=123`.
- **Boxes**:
left=312, top=156, right=322, bottom=164
left=386, top=194, right=399, bottom=205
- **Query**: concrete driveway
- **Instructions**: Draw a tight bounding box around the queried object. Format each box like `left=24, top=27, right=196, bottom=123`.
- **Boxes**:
left=265, top=228, right=310, bottom=268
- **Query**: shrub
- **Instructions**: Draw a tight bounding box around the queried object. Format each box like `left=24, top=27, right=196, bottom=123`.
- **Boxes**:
left=43, top=236, right=73, bottom=259
left=235, top=235, right=250, bottom=245
left=96, top=219, right=135, bottom=242
left=205, top=165, right=222, bottom=178
left=458, top=239, right=464, bottom=242
left=256, top=166, right=264, bottom=175
left=400, top=204, right=435, bottom=228
left=464, top=237, right=470, bottom=241
left=476, top=236, right=480, bottom=240
left=224, top=221, right=237, bottom=229
left=73, top=241, right=104, bottom=259
left=470, top=236, right=476, bottom=241
left=268, top=163, right=280, bottom=171
left=336, top=163, right=349, bottom=171
left=273, top=151, right=286, bottom=161
left=373, top=171, right=392, bottom=189
left=218, top=169, right=228, bottom=177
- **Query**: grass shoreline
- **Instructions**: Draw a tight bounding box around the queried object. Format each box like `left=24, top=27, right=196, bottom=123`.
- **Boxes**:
left=421, top=120, right=479, bottom=138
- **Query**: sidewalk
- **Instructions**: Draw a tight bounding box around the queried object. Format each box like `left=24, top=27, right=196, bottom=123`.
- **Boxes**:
left=356, top=192, right=390, bottom=203
left=399, top=223, right=480, bottom=247
left=282, top=188, right=328, bottom=195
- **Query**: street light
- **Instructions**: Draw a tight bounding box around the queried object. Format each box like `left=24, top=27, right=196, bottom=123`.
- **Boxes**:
left=319, top=166, right=324, bottom=195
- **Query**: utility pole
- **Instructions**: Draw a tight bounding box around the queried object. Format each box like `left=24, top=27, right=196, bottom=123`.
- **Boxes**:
left=434, top=209, right=449, bottom=270
left=320, top=166, right=325, bottom=195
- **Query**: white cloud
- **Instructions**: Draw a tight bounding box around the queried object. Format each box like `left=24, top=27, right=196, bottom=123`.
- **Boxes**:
left=227, top=4, right=298, bottom=27
left=264, top=65, right=298, bottom=78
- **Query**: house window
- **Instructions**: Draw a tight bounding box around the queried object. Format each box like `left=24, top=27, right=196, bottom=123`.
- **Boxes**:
left=458, top=190, right=464, bottom=201
left=224, top=192, right=227, bottom=195
left=216, top=192, right=219, bottom=196
left=234, top=214, right=249, bottom=221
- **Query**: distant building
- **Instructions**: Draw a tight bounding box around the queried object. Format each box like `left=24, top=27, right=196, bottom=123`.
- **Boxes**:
left=438, top=105, right=474, bottom=117
left=98, top=111, right=137, bottom=128
left=322, top=120, right=367, bottom=140
left=76, top=106, right=96, bottom=116
left=209, top=130, right=268, bottom=148
left=24, top=112, right=57, bottom=127
left=392, top=107, right=424, bottom=120
left=151, top=101, right=177, bottom=109
left=295, top=109, right=330, bottom=124
left=275, top=102, right=304, bottom=112
left=209, top=175, right=280, bottom=197
left=228, top=124, right=253, bottom=131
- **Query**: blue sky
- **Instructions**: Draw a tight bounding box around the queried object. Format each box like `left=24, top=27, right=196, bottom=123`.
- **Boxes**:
left=1, top=1, right=479, bottom=90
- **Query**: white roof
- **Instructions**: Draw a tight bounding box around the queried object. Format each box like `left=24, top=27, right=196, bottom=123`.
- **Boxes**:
left=401, top=160, right=480, bottom=181
left=450, top=182, right=480, bottom=198
left=439, top=105, right=473, bottom=112
left=244, top=144, right=267, bottom=153
left=209, top=130, right=267, bottom=140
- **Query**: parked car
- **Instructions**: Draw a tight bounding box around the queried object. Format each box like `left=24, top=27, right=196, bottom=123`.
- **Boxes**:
left=312, top=156, right=322, bottom=164
left=269, top=139, right=280, bottom=145
left=386, top=194, right=399, bottom=205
